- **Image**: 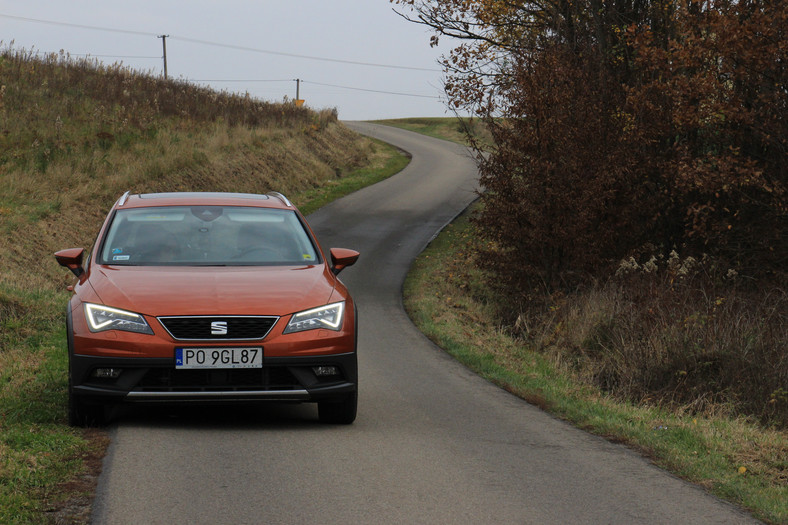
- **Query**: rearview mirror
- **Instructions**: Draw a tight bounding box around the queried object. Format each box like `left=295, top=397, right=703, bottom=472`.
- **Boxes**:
left=55, top=248, right=86, bottom=278
left=329, top=248, right=359, bottom=275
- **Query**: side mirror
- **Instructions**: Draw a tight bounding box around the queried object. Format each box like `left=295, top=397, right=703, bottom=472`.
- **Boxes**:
left=55, top=248, right=86, bottom=278
left=329, top=248, right=359, bottom=275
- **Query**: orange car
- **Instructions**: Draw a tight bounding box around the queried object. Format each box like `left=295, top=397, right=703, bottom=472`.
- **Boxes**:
left=55, top=192, right=359, bottom=426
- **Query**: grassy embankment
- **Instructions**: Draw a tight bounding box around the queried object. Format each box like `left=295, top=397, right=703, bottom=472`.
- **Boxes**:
left=392, top=118, right=787, bottom=524
left=0, top=49, right=408, bottom=523
left=374, top=116, right=491, bottom=146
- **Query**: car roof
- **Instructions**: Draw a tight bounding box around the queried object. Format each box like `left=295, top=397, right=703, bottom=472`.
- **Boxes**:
left=116, top=192, right=294, bottom=210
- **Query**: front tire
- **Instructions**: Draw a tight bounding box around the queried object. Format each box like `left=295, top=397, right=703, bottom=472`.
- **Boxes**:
left=66, top=304, right=106, bottom=427
left=318, top=392, right=357, bottom=424
left=68, top=397, right=106, bottom=427
left=68, top=385, right=106, bottom=427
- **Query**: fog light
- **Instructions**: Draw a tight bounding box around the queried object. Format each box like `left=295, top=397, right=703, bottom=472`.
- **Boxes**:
left=92, top=368, right=122, bottom=379
left=312, top=366, right=339, bottom=377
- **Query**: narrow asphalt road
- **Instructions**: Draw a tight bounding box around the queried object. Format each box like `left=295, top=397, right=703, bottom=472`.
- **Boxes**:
left=91, top=122, right=757, bottom=524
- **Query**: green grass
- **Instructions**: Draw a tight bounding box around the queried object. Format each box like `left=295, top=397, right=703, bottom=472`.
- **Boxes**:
left=295, top=138, right=410, bottom=216
left=403, top=204, right=787, bottom=524
left=0, top=285, right=103, bottom=523
left=372, top=117, right=491, bottom=146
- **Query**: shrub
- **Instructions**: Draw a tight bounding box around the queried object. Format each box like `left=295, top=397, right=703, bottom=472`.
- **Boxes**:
left=532, top=257, right=788, bottom=427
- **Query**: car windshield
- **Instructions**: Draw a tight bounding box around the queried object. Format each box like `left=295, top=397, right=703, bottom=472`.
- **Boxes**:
left=99, top=206, right=320, bottom=266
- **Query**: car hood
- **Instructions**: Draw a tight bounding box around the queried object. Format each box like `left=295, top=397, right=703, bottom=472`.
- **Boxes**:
left=87, top=264, right=336, bottom=317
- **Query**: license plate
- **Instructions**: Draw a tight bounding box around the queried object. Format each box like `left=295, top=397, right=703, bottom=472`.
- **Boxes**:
left=175, top=347, right=263, bottom=369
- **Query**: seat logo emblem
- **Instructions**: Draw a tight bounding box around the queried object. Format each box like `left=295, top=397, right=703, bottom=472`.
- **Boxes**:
left=211, top=321, right=228, bottom=335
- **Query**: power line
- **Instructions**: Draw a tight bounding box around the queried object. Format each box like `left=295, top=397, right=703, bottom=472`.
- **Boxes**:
left=75, top=54, right=159, bottom=59
left=190, top=78, right=439, bottom=99
left=0, top=12, right=442, bottom=73
left=1, top=12, right=445, bottom=102
left=0, top=13, right=158, bottom=37
left=170, top=35, right=440, bottom=72
left=304, top=80, right=441, bottom=99
left=191, top=79, right=294, bottom=83
left=31, top=51, right=159, bottom=59
left=189, top=78, right=438, bottom=100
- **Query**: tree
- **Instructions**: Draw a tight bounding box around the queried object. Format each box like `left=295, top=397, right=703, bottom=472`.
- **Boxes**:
left=622, top=2, right=788, bottom=271
left=396, top=0, right=787, bottom=294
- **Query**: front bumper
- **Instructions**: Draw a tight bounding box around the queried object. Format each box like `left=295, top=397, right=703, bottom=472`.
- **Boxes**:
left=70, top=352, right=357, bottom=404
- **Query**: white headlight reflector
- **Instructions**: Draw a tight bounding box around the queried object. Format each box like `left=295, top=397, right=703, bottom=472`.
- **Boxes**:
left=84, top=303, right=154, bottom=335
left=283, top=302, right=345, bottom=334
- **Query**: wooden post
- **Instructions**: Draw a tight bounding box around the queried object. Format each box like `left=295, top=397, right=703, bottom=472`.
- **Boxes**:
left=158, top=35, right=169, bottom=79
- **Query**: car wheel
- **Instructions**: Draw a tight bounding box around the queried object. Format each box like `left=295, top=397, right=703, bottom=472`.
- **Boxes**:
left=66, top=307, right=106, bottom=427
left=318, top=392, right=357, bottom=424
left=68, top=389, right=106, bottom=427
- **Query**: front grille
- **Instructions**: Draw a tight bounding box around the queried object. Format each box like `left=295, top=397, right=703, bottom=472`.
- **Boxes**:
left=158, top=316, right=278, bottom=341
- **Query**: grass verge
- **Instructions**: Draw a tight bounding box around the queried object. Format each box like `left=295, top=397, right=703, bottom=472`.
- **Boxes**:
left=403, top=205, right=787, bottom=524
left=0, top=285, right=107, bottom=524
left=372, top=117, right=491, bottom=146
left=295, top=139, right=410, bottom=216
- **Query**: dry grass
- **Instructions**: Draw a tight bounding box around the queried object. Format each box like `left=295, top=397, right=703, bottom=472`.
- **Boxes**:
left=0, top=46, right=374, bottom=291
left=530, top=265, right=788, bottom=428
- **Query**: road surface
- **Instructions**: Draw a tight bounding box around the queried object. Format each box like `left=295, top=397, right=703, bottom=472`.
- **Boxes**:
left=91, top=122, right=756, bottom=524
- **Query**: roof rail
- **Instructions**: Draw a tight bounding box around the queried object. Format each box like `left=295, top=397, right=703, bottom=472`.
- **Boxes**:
left=118, top=191, right=131, bottom=207
left=266, top=192, right=292, bottom=207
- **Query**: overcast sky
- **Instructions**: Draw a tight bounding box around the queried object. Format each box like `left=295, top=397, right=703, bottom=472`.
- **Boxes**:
left=0, top=1, right=453, bottom=120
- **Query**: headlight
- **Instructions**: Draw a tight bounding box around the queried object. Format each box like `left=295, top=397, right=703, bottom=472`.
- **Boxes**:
left=283, top=302, right=345, bottom=334
left=84, top=303, right=154, bottom=335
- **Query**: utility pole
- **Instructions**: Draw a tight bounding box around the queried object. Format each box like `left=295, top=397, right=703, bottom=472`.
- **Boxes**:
left=294, top=78, right=304, bottom=107
left=293, top=78, right=304, bottom=108
left=158, top=35, right=169, bottom=79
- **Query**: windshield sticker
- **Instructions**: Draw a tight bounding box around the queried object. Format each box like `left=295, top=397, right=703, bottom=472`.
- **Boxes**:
left=303, top=254, right=314, bottom=260
left=112, top=248, right=123, bottom=254
left=113, top=255, right=130, bottom=261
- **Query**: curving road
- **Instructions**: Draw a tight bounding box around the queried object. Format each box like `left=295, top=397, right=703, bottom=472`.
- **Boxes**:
left=91, top=122, right=756, bottom=524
